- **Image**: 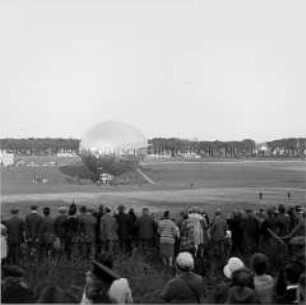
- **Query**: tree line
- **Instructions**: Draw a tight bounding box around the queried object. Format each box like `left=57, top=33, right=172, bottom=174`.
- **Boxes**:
left=0, top=137, right=305, bottom=157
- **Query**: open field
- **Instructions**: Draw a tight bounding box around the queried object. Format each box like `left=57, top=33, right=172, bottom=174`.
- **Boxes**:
left=1, top=159, right=305, bottom=218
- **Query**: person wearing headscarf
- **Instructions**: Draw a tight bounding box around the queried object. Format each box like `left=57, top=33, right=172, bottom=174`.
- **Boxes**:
left=213, top=257, right=245, bottom=303
left=161, top=252, right=204, bottom=303
left=158, top=210, right=180, bottom=267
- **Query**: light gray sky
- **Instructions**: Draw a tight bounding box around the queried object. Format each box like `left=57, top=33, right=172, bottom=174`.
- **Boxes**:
left=1, top=0, right=305, bottom=142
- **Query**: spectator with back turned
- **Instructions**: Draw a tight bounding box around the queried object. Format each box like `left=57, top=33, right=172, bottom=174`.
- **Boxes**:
left=251, top=252, right=274, bottom=304
left=100, top=208, right=118, bottom=255
left=210, top=209, right=228, bottom=269
left=25, top=205, right=43, bottom=260
left=161, top=251, right=204, bottom=303
left=54, top=206, right=68, bottom=257
left=39, top=207, right=55, bottom=260
left=79, top=206, right=97, bottom=260
left=115, top=205, right=133, bottom=256
left=5, top=208, right=24, bottom=265
left=64, top=203, right=80, bottom=261
left=135, top=208, right=156, bottom=252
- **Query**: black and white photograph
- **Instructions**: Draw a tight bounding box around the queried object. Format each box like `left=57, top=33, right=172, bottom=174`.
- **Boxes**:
left=0, top=0, right=305, bottom=303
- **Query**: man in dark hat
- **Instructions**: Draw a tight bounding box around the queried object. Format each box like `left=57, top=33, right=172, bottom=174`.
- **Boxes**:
left=5, top=209, right=24, bottom=265
left=81, top=255, right=120, bottom=303
left=54, top=207, right=68, bottom=258
left=115, top=204, right=133, bottom=256
left=25, top=205, right=43, bottom=260
left=78, top=205, right=97, bottom=260
left=39, top=207, right=55, bottom=260
left=100, top=208, right=118, bottom=255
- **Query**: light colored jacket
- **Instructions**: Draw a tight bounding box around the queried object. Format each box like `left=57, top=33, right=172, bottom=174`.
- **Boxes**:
left=158, top=219, right=179, bottom=244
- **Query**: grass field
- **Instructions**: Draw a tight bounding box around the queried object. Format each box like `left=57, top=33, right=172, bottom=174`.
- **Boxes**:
left=1, top=159, right=305, bottom=218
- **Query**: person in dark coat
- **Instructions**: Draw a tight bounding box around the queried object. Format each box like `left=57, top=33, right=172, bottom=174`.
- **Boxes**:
left=99, top=208, right=118, bottom=255
left=227, top=211, right=243, bottom=256
left=5, top=209, right=24, bottom=265
left=275, top=204, right=291, bottom=237
left=135, top=208, right=156, bottom=251
left=54, top=207, right=68, bottom=257
left=95, top=205, right=105, bottom=255
left=25, top=205, right=43, bottom=259
left=226, top=268, right=258, bottom=304
left=39, top=207, right=55, bottom=260
left=128, top=208, right=138, bottom=247
left=64, top=203, right=80, bottom=260
left=243, top=209, right=259, bottom=255
left=78, top=206, right=97, bottom=260
left=161, top=252, right=205, bottom=303
left=115, top=205, right=133, bottom=256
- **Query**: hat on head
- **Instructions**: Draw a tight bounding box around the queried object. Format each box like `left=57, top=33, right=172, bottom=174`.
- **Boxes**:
left=223, top=257, right=245, bottom=279
left=30, top=205, right=38, bottom=210
left=176, top=252, right=194, bottom=271
left=92, top=260, right=120, bottom=285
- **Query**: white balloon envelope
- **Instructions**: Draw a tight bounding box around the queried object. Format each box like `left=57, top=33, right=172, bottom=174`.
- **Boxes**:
left=80, top=121, right=147, bottom=175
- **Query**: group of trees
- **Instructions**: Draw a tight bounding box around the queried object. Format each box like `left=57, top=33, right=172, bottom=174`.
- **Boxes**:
left=0, top=137, right=305, bottom=158
left=148, top=138, right=257, bottom=158
left=0, top=138, right=80, bottom=155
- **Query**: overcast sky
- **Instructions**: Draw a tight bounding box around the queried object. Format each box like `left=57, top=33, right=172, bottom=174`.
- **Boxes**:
left=1, top=0, right=305, bottom=142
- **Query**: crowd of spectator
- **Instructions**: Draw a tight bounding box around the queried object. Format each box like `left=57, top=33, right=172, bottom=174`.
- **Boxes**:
left=1, top=201, right=305, bottom=303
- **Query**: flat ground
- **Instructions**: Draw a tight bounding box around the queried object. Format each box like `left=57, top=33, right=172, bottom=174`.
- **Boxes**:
left=1, top=158, right=305, bottom=218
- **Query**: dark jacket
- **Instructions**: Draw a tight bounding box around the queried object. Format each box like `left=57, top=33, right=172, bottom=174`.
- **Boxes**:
left=115, top=212, right=133, bottom=240
left=135, top=215, right=156, bottom=240
left=5, top=216, right=24, bottom=244
left=25, top=212, right=43, bottom=241
left=39, top=216, right=54, bottom=244
left=161, top=272, right=204, bottom=303
left=79, top=213, right=97, bottom=243
left=54, top=214, right=68, bottom=238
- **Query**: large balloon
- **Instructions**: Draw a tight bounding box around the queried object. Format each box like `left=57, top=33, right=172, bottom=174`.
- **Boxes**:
left=80, top=121, right=147, bottom=176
